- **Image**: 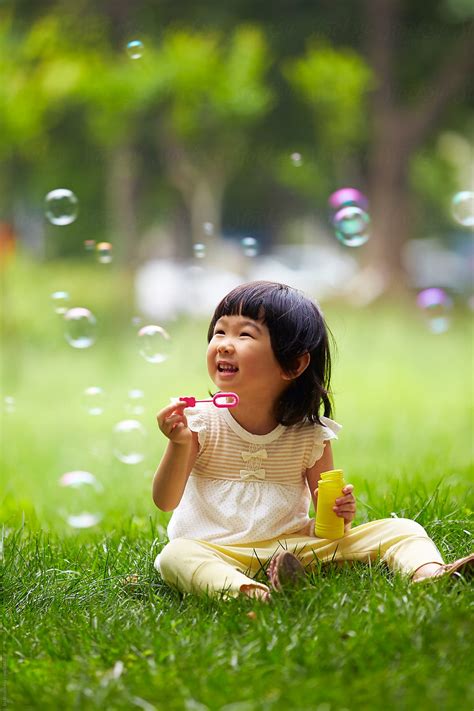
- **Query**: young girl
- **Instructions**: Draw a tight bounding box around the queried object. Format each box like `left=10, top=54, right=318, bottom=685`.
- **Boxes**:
left=152, top=281, right=473, bottom=601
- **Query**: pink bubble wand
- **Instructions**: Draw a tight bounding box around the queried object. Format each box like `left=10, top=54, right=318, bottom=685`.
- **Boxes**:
left=179, top=392, right=239, bottom=408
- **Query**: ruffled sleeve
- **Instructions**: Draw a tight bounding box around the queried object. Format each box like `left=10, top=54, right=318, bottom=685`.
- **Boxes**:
left=307, top=416, right=342, bottom=468
left=184, top=404, right=208, bottom=448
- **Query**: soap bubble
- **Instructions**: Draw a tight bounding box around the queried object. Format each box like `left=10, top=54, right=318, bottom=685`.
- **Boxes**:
left=125, top=389, right=145, bottom=416
left=290, top=152, right=303, bottom=167
left=203, top=222, right=214, bottom=235
left=83, top=386, right=105, bottom=416
left=58, top=470, right=103, bottom=529
left=126, top=40, right=144, bottom=59
left=45, top=189, right=79, bottom=226
left=193, top=243, right=206, bottom=259
left=451, top=191, right=474, bottom=227
left=333, top=206, right=370, bottom=247
left=96, top=242, right=113, bottom=264
left=241, top=237, right=259, bottom=257
left=416, top=288, right=452, bottom=334
left=112, top=419, right=147, bottom=464
left=84, top=240, right=96, bottom=252
left=51, top=291, right=70, bottom=315
left=4, top=396, right=16, bottom=415
left=138, top=325, right=171, bottom=363
left=64, top=307, right=97, bottom=349
left=328, top=187, right=369, bottom=212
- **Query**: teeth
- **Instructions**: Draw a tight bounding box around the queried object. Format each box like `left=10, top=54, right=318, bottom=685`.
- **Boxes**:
left=218, top=364, right=238, bottom=372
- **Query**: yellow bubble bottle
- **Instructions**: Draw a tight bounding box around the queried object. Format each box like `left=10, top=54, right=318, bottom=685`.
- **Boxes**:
left=314, top=469, right=346, bottom=540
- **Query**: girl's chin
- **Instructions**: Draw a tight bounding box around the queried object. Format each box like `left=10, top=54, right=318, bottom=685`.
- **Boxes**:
left=214, top=371, right=239, bottom=384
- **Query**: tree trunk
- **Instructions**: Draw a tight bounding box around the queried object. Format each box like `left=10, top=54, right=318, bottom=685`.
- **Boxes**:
left=105, top=143, right=139, bottom=266
left=365, top=113, right=414, bottom=287
left=364, top=0, right=474, bottom=292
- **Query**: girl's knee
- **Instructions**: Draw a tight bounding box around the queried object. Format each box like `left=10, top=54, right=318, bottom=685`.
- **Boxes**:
left=393, top=517, right=428, bottom=537
left=157, top=537, right=194, bottom=575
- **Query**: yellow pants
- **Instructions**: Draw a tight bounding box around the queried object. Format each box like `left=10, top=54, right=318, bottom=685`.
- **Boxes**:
left=156, top=518, right=444, bottom=598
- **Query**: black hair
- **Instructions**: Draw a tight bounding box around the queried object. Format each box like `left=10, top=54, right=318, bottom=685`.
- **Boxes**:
left=207, top=280, right=334, bottom=426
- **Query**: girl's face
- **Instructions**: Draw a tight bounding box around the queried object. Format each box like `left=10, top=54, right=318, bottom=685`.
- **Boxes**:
left=207, top=314, right=290, bottom=403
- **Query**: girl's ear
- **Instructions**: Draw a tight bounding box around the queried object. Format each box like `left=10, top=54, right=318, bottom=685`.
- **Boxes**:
left=281, top=352, right=311, bottom=381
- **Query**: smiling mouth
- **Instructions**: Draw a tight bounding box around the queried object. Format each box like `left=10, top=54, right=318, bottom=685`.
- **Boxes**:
left=217, top=363, right=239, bottom=373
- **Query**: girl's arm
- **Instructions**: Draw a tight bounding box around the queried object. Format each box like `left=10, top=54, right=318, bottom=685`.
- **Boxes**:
left=305, top=440, right=334, bottom=511
left=152, top=402, right=200, bottom=511
left=305, top=441, right=356, bottom=531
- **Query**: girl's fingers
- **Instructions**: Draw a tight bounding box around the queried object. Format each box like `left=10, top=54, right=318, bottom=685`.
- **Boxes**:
left=335, top=494, right=355, bottom=505
left=157, top=401, right=187, bottom=422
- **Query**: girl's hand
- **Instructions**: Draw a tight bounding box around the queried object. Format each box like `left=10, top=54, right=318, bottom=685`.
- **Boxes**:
left=333, top=484, right=356, bottom=531
left=156, top=402, right=192, bottom=445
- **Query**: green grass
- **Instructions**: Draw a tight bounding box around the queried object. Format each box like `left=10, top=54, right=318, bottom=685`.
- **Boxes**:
left=1, top=257, right=474, bottom=709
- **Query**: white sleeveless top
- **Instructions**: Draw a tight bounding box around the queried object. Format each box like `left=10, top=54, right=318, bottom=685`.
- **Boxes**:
left=166, top=404, right=341, bottom=545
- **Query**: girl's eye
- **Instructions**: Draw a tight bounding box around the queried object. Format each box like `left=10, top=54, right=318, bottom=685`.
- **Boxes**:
left=240, top=332, right=253, bottom=338
left=214, top=329, right=225, bottom=336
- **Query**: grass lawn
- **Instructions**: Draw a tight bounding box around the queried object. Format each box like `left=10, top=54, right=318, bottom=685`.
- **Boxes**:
left=2, top=258, right=473, bottom=710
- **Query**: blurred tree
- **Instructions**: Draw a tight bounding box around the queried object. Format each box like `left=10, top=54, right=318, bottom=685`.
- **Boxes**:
left=364, top=0, right=474, bottom=288
left=151, top=26, right=273, bottom=257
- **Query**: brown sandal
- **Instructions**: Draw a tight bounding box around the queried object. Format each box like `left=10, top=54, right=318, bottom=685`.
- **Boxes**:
left=431, top=553, right=474, bottom=581
left=267, top=551, right=306, bottom=592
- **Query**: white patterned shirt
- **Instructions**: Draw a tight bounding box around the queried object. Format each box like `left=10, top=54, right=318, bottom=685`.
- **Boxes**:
left=165, top=404, right=341, bottom=545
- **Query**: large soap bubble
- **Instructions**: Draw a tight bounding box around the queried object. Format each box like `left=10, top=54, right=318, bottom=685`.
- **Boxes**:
left=451, top=191, right=474, bottom=227
left=241, top=237, right=259, bottom=257
left=137, top=325, right=171, bottom=363
left=82, top=386, right=105, bottom=416
left=58, top=470, right=103, bottom=529
left=416, top=288, right=452, bottom=334
left=51, top=291, right=70, bottom=315
left=112, top=419, right=147, bottom=464
left=45, top=189, right=79, bottom=226
left=126, top=40, right=144, bottom=59
left=96, top=242, right=113, bottom=264
left=333, top=206, right=370, bottom=247
left=64, top=307, right=97, bottom=349
left=125, top=389, right=145, bottom=416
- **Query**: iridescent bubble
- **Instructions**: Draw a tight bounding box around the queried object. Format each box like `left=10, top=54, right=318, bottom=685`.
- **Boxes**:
left=126, top=40, right=144, bottom=59
left=241, top=237, right=259, bottom=257
left=58, top=470, right=103, bottom=529
left=138, top=325, right=171, bottom=363
left=83, top=386, right=105, bottom=416
left=84, top=240, right=96, bottom=252
left=451, top=191, right=474, bottom=227
left=51, top=291, right=70, bottom=315
left=125, top=389, right=145, bottom=416
left=416, top=288, right=453, bottom=334
left=64, top=307, right=97, bottom=349
left=290, top=152, right=303, bottom=167
left=193, top=243, right=206, bottom=259
left=112, top=419, right=147, bottom=464
left=96, top=242, right=113, bottom=264
left=4, top=396, right=16, bottom=415
left=328, top=187, right=369, bottom=212
left=203, top=222, right=214, bottom=235
left=333, top=206, right=370, bottom=247
left=45, top=189, right=79, bottom=226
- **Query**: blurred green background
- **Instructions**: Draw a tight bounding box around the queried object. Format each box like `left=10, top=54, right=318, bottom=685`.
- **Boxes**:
left=1, top=0, right=473, bottom=529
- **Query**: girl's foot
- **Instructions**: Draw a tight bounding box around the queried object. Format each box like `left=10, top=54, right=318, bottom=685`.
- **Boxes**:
left=240, top=584, right=272, bottom=603
left=267, top=551, right=306, bottom=592
left=412, top=553, right=474, bottom=583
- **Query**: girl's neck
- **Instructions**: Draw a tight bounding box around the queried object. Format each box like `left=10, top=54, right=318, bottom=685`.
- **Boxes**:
left=228, top=399, right=280, bottom=436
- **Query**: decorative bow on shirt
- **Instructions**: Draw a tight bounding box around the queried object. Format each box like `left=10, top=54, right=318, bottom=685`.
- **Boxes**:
left=241, top=449, right=268, bottom=462
left=240, top=469, right=266, bottom=480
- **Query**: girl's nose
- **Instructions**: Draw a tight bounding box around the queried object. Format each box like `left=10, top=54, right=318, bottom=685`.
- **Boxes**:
left=217, top=340, right=234, bottom=354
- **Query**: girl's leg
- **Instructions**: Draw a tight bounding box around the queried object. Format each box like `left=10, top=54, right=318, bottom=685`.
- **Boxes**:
left=285, top=518, right=444, bottom=579
left=156, top=537, right=270, bottom=599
